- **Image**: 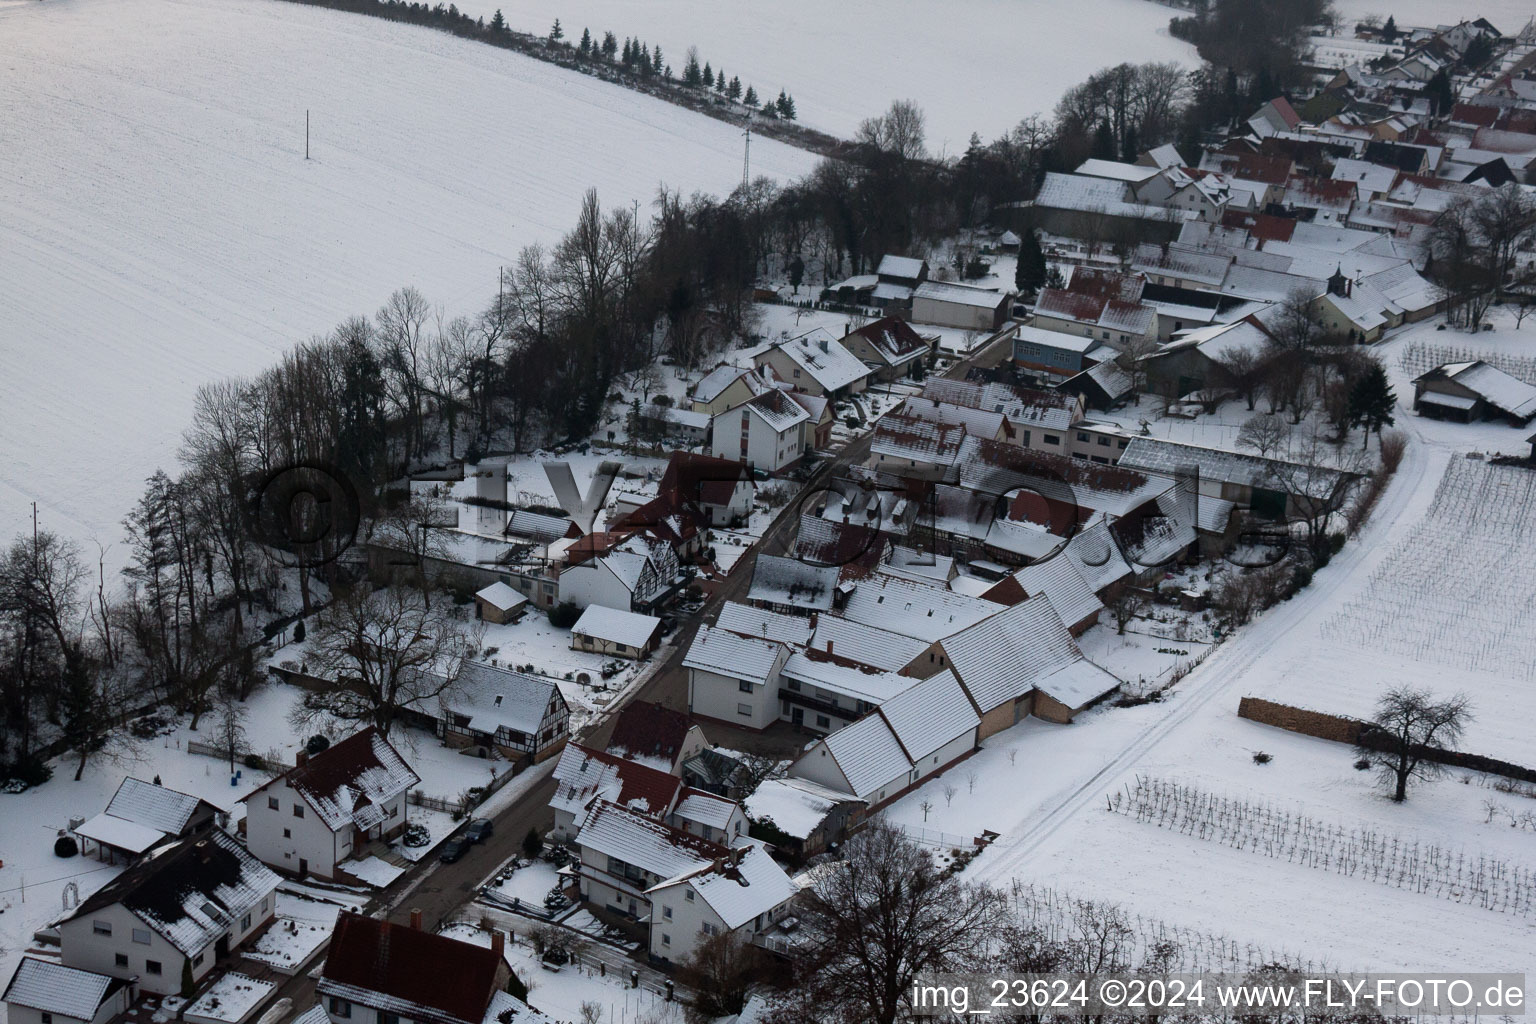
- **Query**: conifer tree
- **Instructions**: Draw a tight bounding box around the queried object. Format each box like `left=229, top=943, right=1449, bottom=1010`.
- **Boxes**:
left=652, top=44, right=663, bottom=75
left=489, top=8, right=505, bottom=32
left=1014, top=230, right=1047, bottom=296
left=601, top=31, right=617, bottom=60
left=578, top=27, right=592, bottom=54
left=548, top=17, right=563, bottom=41
left=728, top=76, right=742, bottom=100
left=1348, top=362, right=1396, bottom=448
left=776, top=90, right=796, bottom=120
left=703, top=63, right=714, bottom=88
left=743, top=84, right=757, bottom=107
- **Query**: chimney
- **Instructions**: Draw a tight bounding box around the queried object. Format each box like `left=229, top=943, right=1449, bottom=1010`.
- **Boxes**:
left=491, top=930, right=505, bottom=961
left=818, top=337, right=829, bottom=353
left=295, top=750, right=308, bottom=768
left=826, top=639, right=834, bottom=656
left=410, top=908, right=423, bottom=930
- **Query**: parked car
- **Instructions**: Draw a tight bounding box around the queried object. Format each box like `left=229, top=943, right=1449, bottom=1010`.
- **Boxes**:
left=438, top=838, right=470, bottom=863
left=465, top=818, right=494, bottom=843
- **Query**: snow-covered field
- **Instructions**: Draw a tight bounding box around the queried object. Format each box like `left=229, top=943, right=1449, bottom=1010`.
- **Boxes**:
left=0, top=0, right=816, bottom=559
left=466, top=0, right=1193, bottom=145
left=1333, top=0, right=1532, bottom=31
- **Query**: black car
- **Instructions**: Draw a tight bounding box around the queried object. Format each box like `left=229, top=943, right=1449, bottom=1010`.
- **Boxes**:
left=438, top=838, right=470, bottom=863
left=465, top=818, right=494, bottom=843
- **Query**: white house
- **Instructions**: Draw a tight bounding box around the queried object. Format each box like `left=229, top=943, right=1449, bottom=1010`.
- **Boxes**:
left=558, top=534, right=679, bottom=614
left=549, top=742, right=684, bottom=841
left=54, top=831, right=279, bottom=997
left=753, top=330, right=870, bottom=399
left=683, top=624, right=790, bottom=730
left=571, top=800, right=728, bottom=921
left=711, top=389, right=811, bottom=473
left=646, top=843, right=797, bottom=964
left=3, top=958, right=132, bottom=1024
left=242, top=728, right=418, bottom=881
left=910, top=281, right=1010, bottom=331
left=436, top=661, right=570, bottom=764
left=569, top=604, right=664, bottom=659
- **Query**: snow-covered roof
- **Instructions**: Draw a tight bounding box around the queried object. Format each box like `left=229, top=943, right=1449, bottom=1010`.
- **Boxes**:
left=1012, top=321, right=1100, bottom=354
left=693, top=363, right=751, bottom=403
left=444, top=661, right=560, bottom=737
left=809, top=615, right=930, bottom=672
left=1035, top=289, right=1154, bottom=336
left=846, top=316, right=930, bottom=366
left=876, top=670, right=978, bottom=763
left=772, top=331, right=870, bottom=393
left=651, top=843, right=797, bottom=930
left=1118, top=436, right=1354, bottom=495
left=74, top=813, right=168, bottom=855
left=780, top=652, right=914, bottom=705
left=1075, top=158, right=1161, bottom=183
left=683, top=624, right=784, bottom=685
left=1035, top=659, right=1121, bottom=708
left=898, top=396, right=1005, bottom=440
left=3, top=958, right=120, bottom=1022
left=76, top=778, right=216, bottom=854
left=872, top=281, right=915, bottom=302
left=747, top=554, right=839, bottom=612
left=1069, top=359, right=1134, bottom=401
left=69, top=830, right=279, bottom=957
left=814, top=713, right=912, bottom=799
left=877, top=254, right=926, bottom=280
left=473, top=581, right=527, bottom=612
left=913, top=280, right=1008, bottom=309
left=744, top=776, right=855, bottom=839
left=1156, top=318, right=1271, bottom=361
left=920, top=377, right=1076, bottom=430
left=571, top=604, right=662, bottom=649
left=714, top=600, right=814, bottom=646
left=1010, top=553, right=1104, bottom=626
left=551, top=743, right=682, bottom=825
left=673, top=789, right=740, bottom=832
left=1061, top=516, right=1133, bottom=593
left=870, top=413, right=969, bottom=466
left=1132, top=243, right=1233, bottom=287
left=257, top=727, right=419, bottom=833
left=940, top=595, right=1085, bottom=712
left=575, top=800, right=724, bottom=881
left=1425, top=361, right=1536, bottom=419
left=839, top=573, right=996, bottom=644
left=1034, top=172, right=1192, bottom=222
left=741, top=387, right=814, bottom=433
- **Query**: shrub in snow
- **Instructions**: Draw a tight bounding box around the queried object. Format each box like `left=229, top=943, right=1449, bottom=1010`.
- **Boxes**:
left=548, top=601, right=582, bottom=629
left=1354, top=758, right=1372, bottom=771
left=1252, top=751, right=1272, bottom=765
left=402, top=822, right=431, bottom=848
left=243, top=752, right=266, bottom=770
left=54, top=835, right=79, bottom=858
left=305, top=735, right=330, bottom=756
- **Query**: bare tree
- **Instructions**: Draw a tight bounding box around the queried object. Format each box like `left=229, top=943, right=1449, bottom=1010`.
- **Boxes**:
left=677, top=930, right=762, bottom=1023
left=298, top=584, right=475, bottom=738
left=856, top=100, right=928, bottom=161
left=1358, top=687, right=1473, bottom=802
left=1107, top=587, right=1149, bottom=635
left=215, top=694, right=249, bottom=773
left=367, top=494, right=456, bottom=610
left=942, top=783, right=958, bottom=807
left=1236, top=412, right=1291, bottom=458
left=1215, top=344, right=1265, bottom=410
left=779, top=821, right=1002, bottom=1024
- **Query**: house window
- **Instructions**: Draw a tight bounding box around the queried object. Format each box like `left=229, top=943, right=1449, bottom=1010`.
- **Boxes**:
left=1098, top=436, right=1110, bottom=446
left=283, top=828, right=291, bottom=839
left=737, top=703, right=753, bottom=717
left=330, top=999, right=352, bottom=1019
left=816, top=715, right=830, bottom=728
left=663, top=906, right=673, bottom=920
left=662, top=933, right=671, bottom=946
left=1118, top=439, right=1129, bottom=448
left=115, top=954, right=129, bottom=968
left=41, top=1015, right=52, bottom=1024
left=241, top=913, right=252, bottom=930
left=702, top=922, right=718, bottom=936
left=379, top=1013, right=400, bottom=1024
left=92, top=921, right=112, bottom=937
left=133, top=928, right=151, bottom=945
left=738, top=679, right=753, bottom=693
left=146, top=960, right=163, bottom=976
left=193, top=952, right=206, bottom=966
left=1077, top=432, right=1089, bottom=442
left=293, top=804, right=304, bottom=818
left=685, top=890, right=695, bottom=902
left=1044, top=434, right=1060, bottom=445
left=267, top=797, right=279, bottom=810
left=787, top=678, right=801, bottom=692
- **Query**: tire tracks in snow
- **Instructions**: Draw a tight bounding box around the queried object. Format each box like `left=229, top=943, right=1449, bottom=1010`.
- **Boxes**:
left=972, top=436, right=1438, bottom=886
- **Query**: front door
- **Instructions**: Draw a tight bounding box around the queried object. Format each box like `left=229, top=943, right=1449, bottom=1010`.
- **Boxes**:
left=791, top=707, right=804, bottom=726
left=298, top=857, right=308, bottom=878
left=215, top=935, right=230, bottom=961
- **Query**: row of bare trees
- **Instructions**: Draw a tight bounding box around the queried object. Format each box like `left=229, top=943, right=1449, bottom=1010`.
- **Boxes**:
left=1427, top=183, right=1536, bottom=329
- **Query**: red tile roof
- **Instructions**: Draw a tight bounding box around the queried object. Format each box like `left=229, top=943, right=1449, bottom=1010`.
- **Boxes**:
left=321, top=912, right=502, bottom=1024
left=606, top=702, right=694, bottom=766
left=1221, top=210, right=1297, bottom=244
left=845, top=315, right=929, bottom=364
left=1064, top=267, right=1145, bottom=304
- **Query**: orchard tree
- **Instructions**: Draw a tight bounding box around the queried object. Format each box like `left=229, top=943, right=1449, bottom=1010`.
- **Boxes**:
left=1358, top=687, right=1473, bottom=802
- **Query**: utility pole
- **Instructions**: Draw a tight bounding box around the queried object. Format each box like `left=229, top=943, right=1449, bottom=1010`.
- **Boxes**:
left=741, top=119, right=751, bottom=187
